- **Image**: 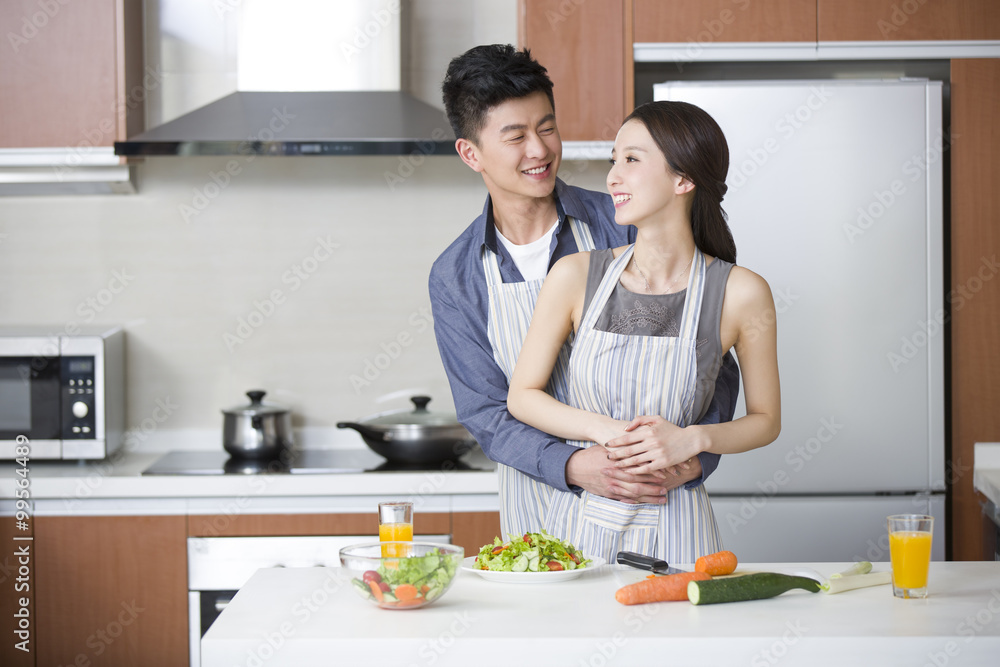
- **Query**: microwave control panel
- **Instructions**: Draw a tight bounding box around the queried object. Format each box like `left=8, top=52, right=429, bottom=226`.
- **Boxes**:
left=61, top=356, right=97, bottom=439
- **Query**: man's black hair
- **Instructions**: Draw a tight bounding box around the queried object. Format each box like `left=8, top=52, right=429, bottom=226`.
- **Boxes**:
left=441, top=44, right=555, bottom=144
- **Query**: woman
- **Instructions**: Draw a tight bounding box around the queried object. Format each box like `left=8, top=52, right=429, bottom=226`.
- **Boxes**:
left=507, top=101, right=780, bottom=563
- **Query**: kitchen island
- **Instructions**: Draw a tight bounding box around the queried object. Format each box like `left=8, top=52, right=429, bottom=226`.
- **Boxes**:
left=202, top=561, right=1000, bottom=666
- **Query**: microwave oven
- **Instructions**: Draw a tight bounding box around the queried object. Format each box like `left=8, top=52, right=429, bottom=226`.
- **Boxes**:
left=0, top=326, right=124, bottom=460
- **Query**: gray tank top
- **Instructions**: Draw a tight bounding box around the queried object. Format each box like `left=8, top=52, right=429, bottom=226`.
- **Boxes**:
left=580, top=248, right=735, bottom=422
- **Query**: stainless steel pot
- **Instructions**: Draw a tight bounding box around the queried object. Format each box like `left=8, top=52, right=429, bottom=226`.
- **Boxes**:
left=222, top=390, right=294, bottom=460
left=337, top=396, right=476, bottom=464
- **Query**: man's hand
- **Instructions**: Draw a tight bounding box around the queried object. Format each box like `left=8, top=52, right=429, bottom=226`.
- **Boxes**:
left=565, top=445, right=702, bottom=504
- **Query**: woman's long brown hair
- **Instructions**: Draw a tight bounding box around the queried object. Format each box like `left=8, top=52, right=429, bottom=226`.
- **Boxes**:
left=624, top=101, right=737, bottom=264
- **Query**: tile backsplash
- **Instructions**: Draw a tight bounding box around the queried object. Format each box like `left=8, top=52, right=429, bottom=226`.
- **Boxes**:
left=0, top=155, right=612, bottom=449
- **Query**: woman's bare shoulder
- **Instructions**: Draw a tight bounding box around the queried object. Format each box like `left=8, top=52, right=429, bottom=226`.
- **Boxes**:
left=725, top=265, right=774, bottom=313
left=550, top=250, right=592, bottom=277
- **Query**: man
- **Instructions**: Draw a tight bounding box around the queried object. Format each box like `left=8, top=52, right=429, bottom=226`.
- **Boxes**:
left=429, top=45, right=738, bottom=537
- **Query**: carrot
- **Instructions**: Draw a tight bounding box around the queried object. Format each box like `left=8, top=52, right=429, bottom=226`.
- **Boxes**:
left=615, top=571, right=712, bottom=605
left=695, top=550, right=738, bottom=576
left=395, top=599, right=425, bottom=608
left=367, top=580, right=384, bottom=603
left=394, top=584, right=419, bottom=602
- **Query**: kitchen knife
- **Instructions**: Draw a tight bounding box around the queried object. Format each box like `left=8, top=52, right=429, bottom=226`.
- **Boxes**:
left=615, top=551, right=686, bottom=575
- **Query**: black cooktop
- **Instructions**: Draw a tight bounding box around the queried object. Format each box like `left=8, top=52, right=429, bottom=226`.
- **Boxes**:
left=141, top=448, right=496, bottom=476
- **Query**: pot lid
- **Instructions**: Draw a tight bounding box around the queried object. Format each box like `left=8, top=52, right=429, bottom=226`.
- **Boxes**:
left=222, top=390, right=290, bottom=416
left=362, top=396, right=458, bottom=428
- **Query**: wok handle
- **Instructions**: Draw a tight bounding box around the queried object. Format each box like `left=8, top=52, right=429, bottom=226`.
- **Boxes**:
left=336, top=421, right=386, bottom=442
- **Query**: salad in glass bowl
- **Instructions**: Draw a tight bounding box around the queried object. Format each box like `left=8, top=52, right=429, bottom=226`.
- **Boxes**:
left=340, top=542, right=463, bottom=610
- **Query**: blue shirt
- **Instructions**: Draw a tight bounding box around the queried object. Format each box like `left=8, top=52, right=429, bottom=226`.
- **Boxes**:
left=429, top=179, right=738, bottom=492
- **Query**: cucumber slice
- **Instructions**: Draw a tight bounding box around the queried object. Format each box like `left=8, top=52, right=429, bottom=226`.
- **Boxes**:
left=352, top=579, right=374, bottom=599
left=688, top=573, right=822, bottom=605
left=511, top=555, right=529, bottom=572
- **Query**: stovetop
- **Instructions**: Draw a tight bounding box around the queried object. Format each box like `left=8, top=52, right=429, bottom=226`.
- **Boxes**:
left=141, top=448, right=495, bottom=476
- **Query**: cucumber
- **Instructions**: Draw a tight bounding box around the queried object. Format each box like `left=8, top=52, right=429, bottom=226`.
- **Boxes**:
left=352, top=579, right=373, bottom=599
left=687, top=573, right=822, bottom=605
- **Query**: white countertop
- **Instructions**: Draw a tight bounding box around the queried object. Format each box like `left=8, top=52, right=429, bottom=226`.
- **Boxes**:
left=0, top=446, right=499, bottom=515
left=974, top=442, right=1000, bottom=508
left=202, top=561, right=1000, bottom=666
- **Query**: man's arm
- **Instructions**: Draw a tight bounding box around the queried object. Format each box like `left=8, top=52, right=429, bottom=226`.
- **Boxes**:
left=429, top=269, right=579, bottom=491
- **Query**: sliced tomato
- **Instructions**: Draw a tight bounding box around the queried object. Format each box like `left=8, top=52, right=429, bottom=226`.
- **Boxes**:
left=546, top=561, right=564, bottom=571
left=362, top=570, right=381, bottom=585
left=523, top=534, right=531, bottom=543
left=378, top=581, right=390, bottom=592
left=491, top=545, right=505, bottom=554
left=567, top=551, right=581, bottom=565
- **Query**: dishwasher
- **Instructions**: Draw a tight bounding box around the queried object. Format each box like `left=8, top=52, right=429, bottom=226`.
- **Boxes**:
left=188, top=533, right=450, bottom=667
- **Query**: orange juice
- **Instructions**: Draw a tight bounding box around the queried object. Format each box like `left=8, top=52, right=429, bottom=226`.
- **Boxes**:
left=379, top=522, right=413, bottom=557
left=889, top=530, right=932, bottom=589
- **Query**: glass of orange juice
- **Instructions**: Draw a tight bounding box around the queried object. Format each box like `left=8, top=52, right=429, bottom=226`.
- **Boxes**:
left=378, top=501, right=413, bottom=557
left=888, top=514, right=934, bottom=599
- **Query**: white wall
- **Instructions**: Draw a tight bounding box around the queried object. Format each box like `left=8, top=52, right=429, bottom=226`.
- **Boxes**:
left=0, top=0, right=619, bottom=451
left=0, top=153, right=613, bottom=449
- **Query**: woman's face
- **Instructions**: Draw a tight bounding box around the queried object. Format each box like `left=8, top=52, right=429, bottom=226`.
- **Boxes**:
left=607, top=119, right=689, bottom=227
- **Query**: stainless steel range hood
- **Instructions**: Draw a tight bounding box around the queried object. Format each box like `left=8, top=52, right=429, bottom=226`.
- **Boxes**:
left=116, top=0, right=455, bottom=157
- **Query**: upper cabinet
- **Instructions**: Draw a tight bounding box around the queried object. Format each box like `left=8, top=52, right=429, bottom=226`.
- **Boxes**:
left=634, top=0, right=817, bottom=43
left=818, top=0, right=1000, bottom=41
left=0, top=0, right=141, bottom=193
left=0, top=0, right=143, bottom=148
left=519, top=0, right=629, bottom=143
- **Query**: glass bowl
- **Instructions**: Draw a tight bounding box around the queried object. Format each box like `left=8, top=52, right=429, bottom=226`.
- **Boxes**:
left=339, top=542, right=464, bottom=610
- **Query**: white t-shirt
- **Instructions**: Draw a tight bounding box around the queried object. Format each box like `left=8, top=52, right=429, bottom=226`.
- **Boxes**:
left=495, top=220, right=559, bottom=282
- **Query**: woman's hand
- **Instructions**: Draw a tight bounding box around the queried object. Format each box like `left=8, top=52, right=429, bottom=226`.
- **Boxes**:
left=603, top=415, right=706, bottom=474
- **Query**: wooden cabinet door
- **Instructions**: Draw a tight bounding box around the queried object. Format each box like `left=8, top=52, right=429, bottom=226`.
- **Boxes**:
left=0, top=516, right=33, bottom=667
left=520, top=0, right=629, bottom=142
left=451, top=511, right=502, bottom=557
left=0, top=0, right=142, bottom=148
left=949, top=58, right=1000, bottom=561
left=633, top=0, right=816, bottom=43
left=818, top=0, right=1000, bottom=41
left=34, top=516, right=188, bottom=667
left=187, top=512, right=451, bottom=537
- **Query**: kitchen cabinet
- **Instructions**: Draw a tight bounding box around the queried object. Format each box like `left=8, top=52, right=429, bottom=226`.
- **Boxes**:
left=451, top=510, right=503, bottom=555
left=0, top=517, right=33, bottom=667
left=33, top=515, right=187, bottom=667
left=519, top=0, right=630, bottom=142
left=188, top=511, right=451, bottom=538
left=0, top=0, right=143, bottom=149
left=186, top=510, right=502, bottom=558
left=950, top=58, right=1000, bottom=562
left=633, top=0, right=817, bottom=43
left=818, top=0, right=1000, bottom=41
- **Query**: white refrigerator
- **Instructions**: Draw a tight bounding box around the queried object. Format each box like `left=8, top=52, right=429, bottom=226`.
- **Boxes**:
left=653, top=79, right=946, bottom=562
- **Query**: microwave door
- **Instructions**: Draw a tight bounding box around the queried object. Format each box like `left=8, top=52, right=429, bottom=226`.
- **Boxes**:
left=0, top=357, right=62, bottom=458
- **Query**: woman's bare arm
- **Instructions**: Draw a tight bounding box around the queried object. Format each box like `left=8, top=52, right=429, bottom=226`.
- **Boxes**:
left=507, top=252, right=629, bottom=446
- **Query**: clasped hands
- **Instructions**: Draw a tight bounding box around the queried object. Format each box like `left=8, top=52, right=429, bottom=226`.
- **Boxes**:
left=566, top=415, right=704, bottom=505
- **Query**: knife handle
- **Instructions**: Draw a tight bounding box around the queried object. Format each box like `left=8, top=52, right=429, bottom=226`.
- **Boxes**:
left=616, top=551, right=669, bottom=571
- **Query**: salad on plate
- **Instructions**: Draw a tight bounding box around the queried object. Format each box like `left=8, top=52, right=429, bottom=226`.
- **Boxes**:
left=474, top=530, right=592, bottom=572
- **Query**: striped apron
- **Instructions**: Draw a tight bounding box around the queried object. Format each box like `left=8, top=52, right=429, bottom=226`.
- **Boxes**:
left=483, top=217, right=595, bottom=538
left=543, top=245, right=723, bottom=563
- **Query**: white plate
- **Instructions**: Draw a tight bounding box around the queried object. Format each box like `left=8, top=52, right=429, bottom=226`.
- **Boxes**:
left=461, top=555, right=606, bottom=583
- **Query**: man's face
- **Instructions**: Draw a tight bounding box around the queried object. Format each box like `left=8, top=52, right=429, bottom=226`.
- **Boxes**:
left=456, top=91, right=562, bottom=204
